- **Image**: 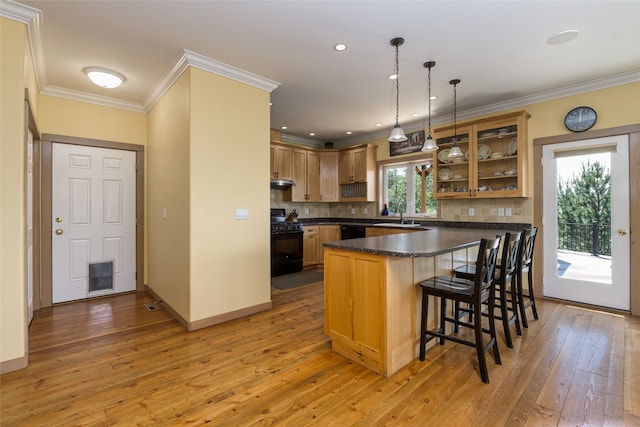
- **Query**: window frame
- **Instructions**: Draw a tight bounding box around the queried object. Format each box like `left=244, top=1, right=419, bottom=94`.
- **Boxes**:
left=377, top=154, right=440, bottom=218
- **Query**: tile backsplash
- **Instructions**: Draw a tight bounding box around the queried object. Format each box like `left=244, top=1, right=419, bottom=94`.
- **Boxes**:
left=271, top=189, right=532, bottom=224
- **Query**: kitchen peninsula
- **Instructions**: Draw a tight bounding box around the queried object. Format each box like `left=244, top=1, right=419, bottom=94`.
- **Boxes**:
left=322, top=226, right=513, bottom=377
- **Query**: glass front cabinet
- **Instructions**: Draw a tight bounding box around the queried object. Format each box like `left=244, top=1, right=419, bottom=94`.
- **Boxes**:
left=432, top=110, right=530, bottom=199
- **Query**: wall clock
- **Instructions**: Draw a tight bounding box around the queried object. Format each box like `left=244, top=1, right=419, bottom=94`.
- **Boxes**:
left=564, top=106, right=597, bottom=132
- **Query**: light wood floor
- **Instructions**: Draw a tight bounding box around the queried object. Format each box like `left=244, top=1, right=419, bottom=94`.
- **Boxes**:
left=2, top=282, right=639, bottom=426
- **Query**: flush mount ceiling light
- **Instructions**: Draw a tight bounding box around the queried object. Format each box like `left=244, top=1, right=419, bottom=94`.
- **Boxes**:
left=388, top=37, right=408, bottom=143
left=421, top=61, right=439, bottom=153
left=333, top=43, right=348, bottom=51
left=547, top=29, right=579, bottom=45
left=447, top=79, right=464, bottom=159
left=83, top=67, right=125, bottom=89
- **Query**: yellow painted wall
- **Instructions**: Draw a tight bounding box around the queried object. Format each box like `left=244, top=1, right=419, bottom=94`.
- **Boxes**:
left=1, top=18, right=28, bottom=367
left=146, top=72, right=192, bottom=319
left=189, top=68, right=271, bottom=321
left=38, top=95, right=147, bottom=145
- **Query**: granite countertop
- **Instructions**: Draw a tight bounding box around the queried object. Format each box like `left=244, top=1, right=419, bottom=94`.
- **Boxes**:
left=322, top=226, right=510, bottom=258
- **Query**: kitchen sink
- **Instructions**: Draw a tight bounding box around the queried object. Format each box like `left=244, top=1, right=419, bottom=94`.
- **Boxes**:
left=372, top=222, right=422, bottom=228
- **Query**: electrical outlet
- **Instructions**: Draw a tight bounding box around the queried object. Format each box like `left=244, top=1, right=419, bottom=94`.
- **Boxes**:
left=363, top=208, right=368, bottom=214
left=162, top=208, right=167, bottom=219
left=505, top=207, right=512, bottom=217
left=304, top=208, right=309, bottom=214
left=468, top=208, right=474, bottom=217
left=497, top=208, right=505, bottom=217
left=351, top=208, right=356, bottom=214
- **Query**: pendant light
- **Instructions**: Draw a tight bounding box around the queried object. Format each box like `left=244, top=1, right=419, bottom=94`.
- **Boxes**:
left=447, top=79, right=464, bottom=158
left=421, top=61, right=438, bottom=152
left=388, top=37, right=408, bottom=143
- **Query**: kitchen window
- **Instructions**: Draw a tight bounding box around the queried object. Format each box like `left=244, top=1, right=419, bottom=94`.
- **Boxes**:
left=380, top=157, right=438, bottom=217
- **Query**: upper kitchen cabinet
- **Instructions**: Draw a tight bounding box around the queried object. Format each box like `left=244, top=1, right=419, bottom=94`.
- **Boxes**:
left=319, top=151, right=339, bottom=202
left=433, top=111, right=530, bottom=199
left=338, top=144, right=377, bottom=202
left=284, top=148, right=319, bottom=202
left=270, top=143, right=292, bottom=181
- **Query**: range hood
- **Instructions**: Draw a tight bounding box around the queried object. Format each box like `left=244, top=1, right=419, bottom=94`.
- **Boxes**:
left=270, top=178, right=296, bottom=188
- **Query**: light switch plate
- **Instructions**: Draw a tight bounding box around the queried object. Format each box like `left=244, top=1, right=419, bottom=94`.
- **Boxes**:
left=351, top=208, right=355, bottom=214
left=468, top=208, right=474, bottom=217
left=235, top=208, right=249, bottom=220
left=505, top=208, right=512, bottom=217
left=162, top=208, right=167, bottom=219
left=497, top=208, right=505, bottom=217
left=363, top=208, right=368, bottom=214
left=304, top=208, right=309, bottom=214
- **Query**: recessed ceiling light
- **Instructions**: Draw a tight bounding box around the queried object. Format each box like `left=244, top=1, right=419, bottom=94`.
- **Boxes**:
left=83, top=67, right=125, bottom=88
left=375, top=123, right=382, bottom=127
left=281, top=126, right=287, bottom=130
left=412, top=113, right=420, bottom=117
left=333, top=43, right=348, bottom=52
left=346, top=131, right=352, bottom=135
left=429, top=95, right=437, bottom=100
left=388, top=73, right=398, bottom=80
left=309, top=132, right=315, bottom=136
left=547, top=29, right=579, bottom=45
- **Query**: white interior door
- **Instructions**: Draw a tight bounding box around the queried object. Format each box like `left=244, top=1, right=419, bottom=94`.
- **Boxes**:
left=542, top=135, right=630, bottom=310
left=52, top=143, right=136, bottom=303
left=27, top=129, right=34, bottom=324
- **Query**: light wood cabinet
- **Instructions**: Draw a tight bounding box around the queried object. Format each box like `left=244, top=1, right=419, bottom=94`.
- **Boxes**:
left=284, top=148, right=319, bottom=202
left=318, top=225, right=340, bottom=263
left=303, top=226, right=320, bottom=267
left=338, top=144, right=377, bottom=202
left=270, top=143, right=292, bottom=180
left=324, top=249, right=386, bottom=374
left=433, top=111, right=530, bottom=199
left=319, top=151, right=339, bottom=202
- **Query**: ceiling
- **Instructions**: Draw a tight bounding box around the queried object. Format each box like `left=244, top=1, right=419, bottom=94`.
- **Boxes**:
left=10, top=0, right=640, bottom=145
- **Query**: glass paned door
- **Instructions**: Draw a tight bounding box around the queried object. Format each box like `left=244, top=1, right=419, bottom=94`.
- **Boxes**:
left=542, top=135, right=630, bottom=310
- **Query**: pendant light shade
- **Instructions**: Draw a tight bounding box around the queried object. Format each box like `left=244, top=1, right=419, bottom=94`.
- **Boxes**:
left=447, top=79, right=464, bottom=158
left=388, top=38, right=408, bottom=143
left=421, top=61, right=438, bottom=152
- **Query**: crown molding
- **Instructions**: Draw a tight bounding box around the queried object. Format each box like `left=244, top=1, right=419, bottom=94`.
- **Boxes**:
left=0, top=0, right=39, bottom=24
left=141, top=51, right=192, bottom=111
left=280, top=134, right=324, bottom=149
left=331, top=69, right=640, bottom=145
left=183, top=49, right=280, bottom=92
left=41, top=86, right=146, bottom=113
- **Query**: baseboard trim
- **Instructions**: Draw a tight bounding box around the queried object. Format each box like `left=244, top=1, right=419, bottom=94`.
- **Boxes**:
left=1, top=354, right=28, bottom=374
left=145, top=285, right=272, bottom=331
left=188, top=301, right=273, bottom=331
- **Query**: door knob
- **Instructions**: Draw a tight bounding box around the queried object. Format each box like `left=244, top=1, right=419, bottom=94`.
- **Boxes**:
left=617, top=228, right=628, bottom=236
left=56, top=217, right=63, bottom=223
left=55, top=229, right=63, bottom=235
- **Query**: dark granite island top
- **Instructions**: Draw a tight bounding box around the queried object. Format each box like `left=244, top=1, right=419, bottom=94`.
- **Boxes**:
left=322, top=226, right=509, bottom=258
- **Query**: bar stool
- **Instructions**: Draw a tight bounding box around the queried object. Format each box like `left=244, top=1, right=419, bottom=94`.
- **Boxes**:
left=418, top=236, right=502, bottom=384
left=517, top=227, right=539, bottom=328
left=453, top=232, right=523, bottom=348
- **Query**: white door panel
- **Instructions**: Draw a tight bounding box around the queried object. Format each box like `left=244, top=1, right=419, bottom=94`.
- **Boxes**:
left=52, top=143, right=136, bottom=303
left=542, top=135, right=630, bottom=310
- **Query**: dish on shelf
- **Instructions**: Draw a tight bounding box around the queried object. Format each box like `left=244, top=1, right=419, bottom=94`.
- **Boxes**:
left=451, top=157, right=465, bottom=163
left=438, top=167, right=451, bottom=180
left=464, top=150, right=470, bottom=160
left=489, top=152, right=505, bottom=159
left=482, top=131, right=498, bottom=138
left=478, top=186, right=488, bottom=191
left=504, top=168, right=517, bottom=176
left=453, top=174, right=463, bottom=179
left=477, top=144, right=491, bottom=160
left=492, top=171, right=504, bottom=176
left=507, top=138, right=518, bottom=155
left=438, top=148, right=451, bottom=163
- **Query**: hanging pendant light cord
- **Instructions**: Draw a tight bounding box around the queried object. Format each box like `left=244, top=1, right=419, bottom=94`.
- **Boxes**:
left=453, top=81, right=457, bottom=140
left=394, top=44, right=400, bottom=126
left=427, top=66, right=432, bottom=135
